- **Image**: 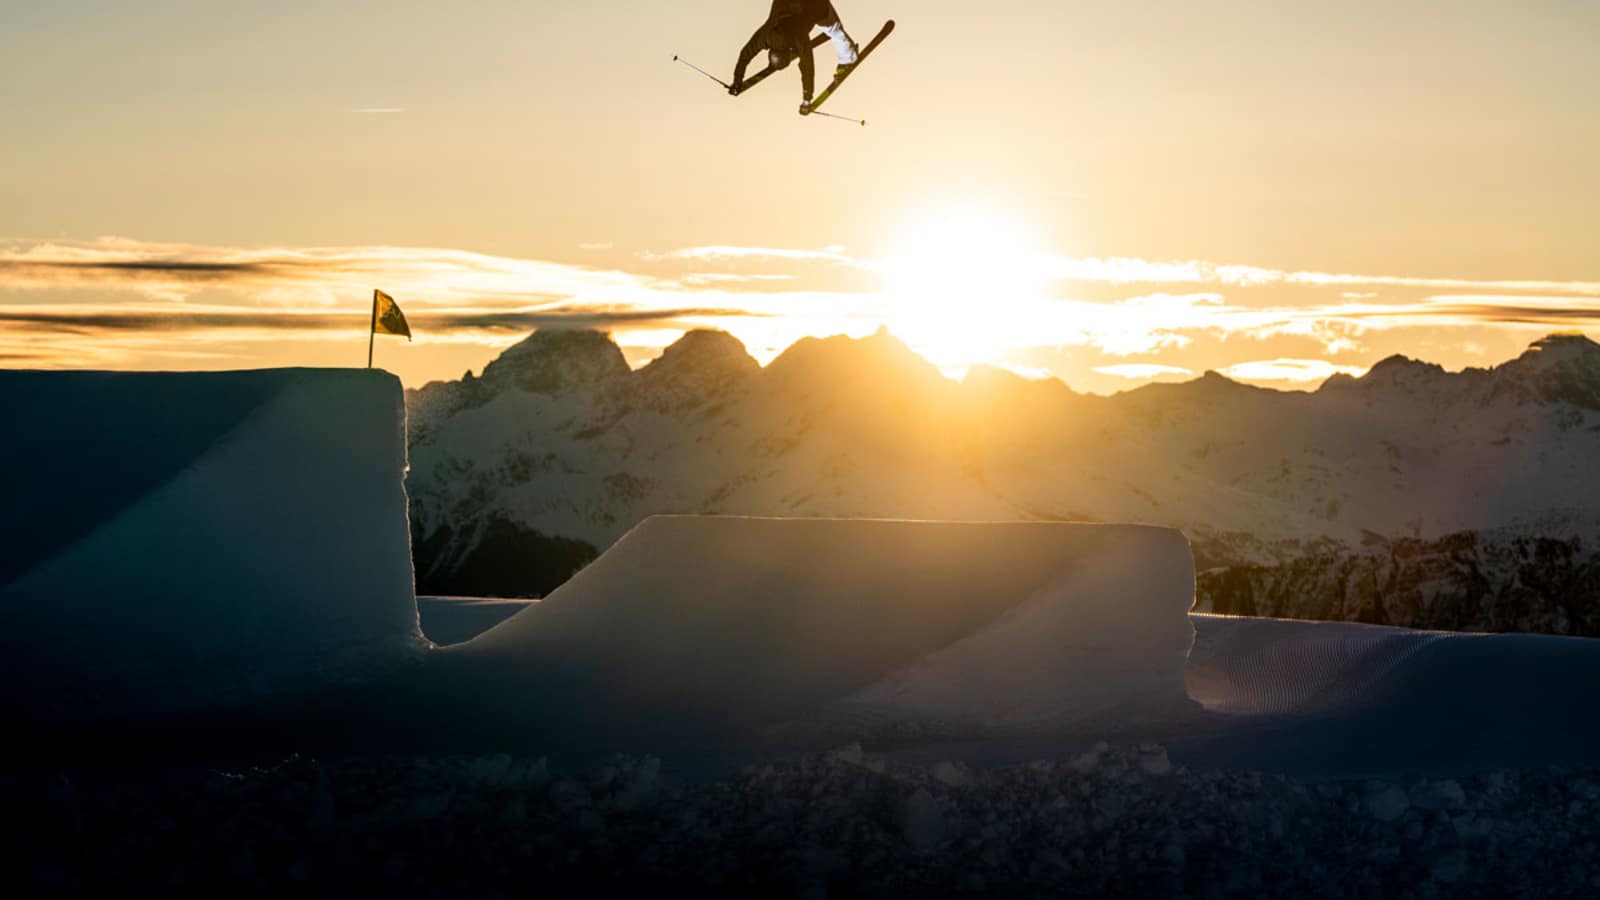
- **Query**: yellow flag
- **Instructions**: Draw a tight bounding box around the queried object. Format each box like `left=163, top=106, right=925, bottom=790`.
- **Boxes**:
left=372, top=289, right=412, bottom=340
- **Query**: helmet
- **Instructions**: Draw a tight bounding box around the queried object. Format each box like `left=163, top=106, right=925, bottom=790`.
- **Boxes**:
left=768, top=47, right=794, bottom=70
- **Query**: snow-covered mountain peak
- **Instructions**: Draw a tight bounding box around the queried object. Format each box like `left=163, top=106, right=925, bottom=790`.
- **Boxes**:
left=1195, top=370, right=1247, bottom=390
left=637, top=329, right=758, bottom=385
left=961, top=364, right=1078, bottom=404
left=1494, top=333, right=1600, bottom=409
left=407, top=328, right=1600, bottom=573
left=1350, top=354, right=1449, bottom=392
left=627, top=329, right=760, bottom=412
left=764, top=328, right=948, bottom=397
left=1126, top=370, right=1260, bottom=410
left=479, top=329, right=630, bottom=395
left=1521, top=333, right=1600, bottom=366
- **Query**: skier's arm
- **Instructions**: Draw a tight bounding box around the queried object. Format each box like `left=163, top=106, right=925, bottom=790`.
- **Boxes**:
left=732, top=30, right=763, bottom=93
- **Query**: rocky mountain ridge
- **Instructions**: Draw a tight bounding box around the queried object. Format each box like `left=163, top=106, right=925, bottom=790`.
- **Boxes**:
left=404, top=329, right=1600, bottom=633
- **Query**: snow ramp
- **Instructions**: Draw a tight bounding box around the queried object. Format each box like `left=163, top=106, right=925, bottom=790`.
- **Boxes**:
left=443, top=516, right=1197, bottom=740
left=0, top=369, right=425, bottom=722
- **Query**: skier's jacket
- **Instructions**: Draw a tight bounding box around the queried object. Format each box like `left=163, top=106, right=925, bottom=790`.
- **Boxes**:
left=733, top=0, right=840, bottom=100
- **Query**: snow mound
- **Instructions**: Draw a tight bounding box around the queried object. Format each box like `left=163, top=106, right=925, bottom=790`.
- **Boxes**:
left=1184, top=615, right=1600, bottom=773
left=0, top=369, right=425, bottom=722
left=450, top=516, right=1196, bottom=738
left=1186, top=615, right=1445, bottom=716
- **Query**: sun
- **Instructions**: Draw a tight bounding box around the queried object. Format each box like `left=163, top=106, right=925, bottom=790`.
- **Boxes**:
left=879, top=204, right=1049, bottom=374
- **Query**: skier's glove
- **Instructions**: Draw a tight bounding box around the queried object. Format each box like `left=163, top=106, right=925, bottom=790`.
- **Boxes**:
left=729, top=83, right=742, bottom=97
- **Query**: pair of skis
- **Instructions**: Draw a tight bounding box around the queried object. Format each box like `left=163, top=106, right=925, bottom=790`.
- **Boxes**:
left=674, top=20, right=895, bottom=125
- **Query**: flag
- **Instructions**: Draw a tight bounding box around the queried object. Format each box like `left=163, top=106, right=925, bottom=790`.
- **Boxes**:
left=373, top=290, right=412, bottom=340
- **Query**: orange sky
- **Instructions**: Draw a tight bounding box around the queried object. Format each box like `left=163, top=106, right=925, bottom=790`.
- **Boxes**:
left=2, top=2, right=1596, bottom=392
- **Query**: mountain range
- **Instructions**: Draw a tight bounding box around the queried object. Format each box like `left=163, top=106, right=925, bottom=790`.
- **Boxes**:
left=405, top=329, right=1600, bottom=635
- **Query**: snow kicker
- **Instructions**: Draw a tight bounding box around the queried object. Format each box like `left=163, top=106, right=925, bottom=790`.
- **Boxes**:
left=444, top=516, right=1198, bottom=739
left=0, top=369, right=426, bottom=723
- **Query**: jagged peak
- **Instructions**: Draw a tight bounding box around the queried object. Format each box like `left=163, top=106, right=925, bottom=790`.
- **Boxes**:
left=641, top=329, right=758, bottom=376
left=1367, top=353, right=1446, bottom=376
left=1514, top=333, right=1600, bottom=370
left=1118, top=368, right=1267, bottom=407
left=632, top=330, right=759, bottom=402
left=1177, top=370, right=1260, bottom=394
left=1317, top=371, right=1359, bottom=391
left=765, top=327, right=943, bottom=383
left=962, top=364, right=1031, bottom=392
left=961, top=364, right=1080, bottom=407
left=480, top=328, right=630, bottom=395
left=1493, top=332, right=1600, bottom=409
left=1345, top=353, right=1448, bottom=392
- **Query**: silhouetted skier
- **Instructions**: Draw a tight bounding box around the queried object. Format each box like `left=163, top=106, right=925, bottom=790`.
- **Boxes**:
left=730, top=0, right=860, bottom=113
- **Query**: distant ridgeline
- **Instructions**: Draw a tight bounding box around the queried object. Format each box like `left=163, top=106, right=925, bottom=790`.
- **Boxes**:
left=406, top=329, right=1600, bottom=636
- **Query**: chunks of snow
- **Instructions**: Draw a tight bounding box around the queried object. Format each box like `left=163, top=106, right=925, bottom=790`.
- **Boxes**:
left=1366, top=783, right=1411, bottom=822
left=452, top=516, right=1196, bottom=737
left=0, top=369, right=425, bottom=721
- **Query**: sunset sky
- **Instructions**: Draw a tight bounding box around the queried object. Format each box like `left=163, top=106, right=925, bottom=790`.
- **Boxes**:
left=3, top=1, right=1597, bottom=392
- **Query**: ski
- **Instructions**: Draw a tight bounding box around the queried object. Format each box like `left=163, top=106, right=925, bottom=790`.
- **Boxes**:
left=735, top=32, right=832, bottom=94
left=803, top=19, right=895, bottom=116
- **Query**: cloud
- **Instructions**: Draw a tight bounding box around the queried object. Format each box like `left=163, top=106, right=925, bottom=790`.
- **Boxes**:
left=3, top=235, right=1596, bottom=388
left=0, top=303, right=761, bottom=335
left=646, top=245, right=858, bottom=265
left=1041, top=255, right=1600, bottom=296
left=1220, top=358, right=1368, bottom=384
left=0, top=238, right=659, bottom=307
left=1396, top=295, right=1600, bottom=327
left=1094, top=363, right=1195, bottom=379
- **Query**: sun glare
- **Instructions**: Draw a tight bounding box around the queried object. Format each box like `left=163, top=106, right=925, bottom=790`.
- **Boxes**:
left=879, top=205, right=1049, bottom=374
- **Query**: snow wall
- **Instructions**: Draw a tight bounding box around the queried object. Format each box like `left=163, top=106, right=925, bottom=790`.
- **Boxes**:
left=447, top=516, right=1197, bottom=739
left=0, top=369, right=425, bottom=722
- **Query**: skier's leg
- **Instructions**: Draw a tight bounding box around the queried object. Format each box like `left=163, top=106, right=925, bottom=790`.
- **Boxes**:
left=819, top=20, right=859, bottom=66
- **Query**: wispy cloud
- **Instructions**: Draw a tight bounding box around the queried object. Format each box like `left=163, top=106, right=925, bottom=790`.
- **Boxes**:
left=1095, top=363, right=1195, bottom=379
left=2, top=236, right=1595, bottom=387
left=1042, top=255, right=1600, bottom=296
left=0, top=303, right=760, bottom=334
left=0, top=238, right=657, bottom=306
left=646, top=245, right=858, bottom=265
left=1220, top=358, right=1368, bottom=384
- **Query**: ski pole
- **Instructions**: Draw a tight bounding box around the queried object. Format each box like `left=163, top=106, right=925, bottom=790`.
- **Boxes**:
left=810, top=109, right=868, bottom=126
left=673, top=55, right=731, bottom=90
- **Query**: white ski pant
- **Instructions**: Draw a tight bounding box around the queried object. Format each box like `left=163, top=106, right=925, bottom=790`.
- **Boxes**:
left=819, top=21, right=858, bottom=65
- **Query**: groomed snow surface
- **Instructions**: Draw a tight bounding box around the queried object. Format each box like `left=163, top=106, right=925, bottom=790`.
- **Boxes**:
left=0, top=370, right=425, bottom=722
left=8, top=368, right=1600, bottom=895
left=439, top=516, right=1197, bottom=742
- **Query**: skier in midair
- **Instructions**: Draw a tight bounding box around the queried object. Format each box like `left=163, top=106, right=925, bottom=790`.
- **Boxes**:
left=730, top=0, right=860, bottom=114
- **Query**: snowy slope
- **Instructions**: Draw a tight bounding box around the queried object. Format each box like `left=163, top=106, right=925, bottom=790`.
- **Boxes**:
left=1181, top=614, right=1600, bottom=774
left=406, top=330, right=1600, bottom=605
left=0, top=369, right=426, bottom=722
left=433, top=516, right=1197, bottom=741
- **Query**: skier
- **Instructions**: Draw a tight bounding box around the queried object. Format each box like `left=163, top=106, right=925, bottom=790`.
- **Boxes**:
left=730, top=0, right=860, bottom=113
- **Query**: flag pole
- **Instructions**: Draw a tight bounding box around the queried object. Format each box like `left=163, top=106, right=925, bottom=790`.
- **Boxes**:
left=367, top=290, right=378, bottom=368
